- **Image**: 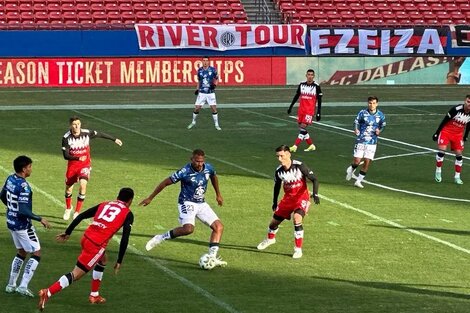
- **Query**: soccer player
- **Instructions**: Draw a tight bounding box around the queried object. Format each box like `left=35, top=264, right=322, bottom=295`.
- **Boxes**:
left=187, top=56, right=221, bottom=131
left=1, top=155, right=51, bottom=297
left=37, top=187, right=135, bottom=311
left=257, top=145, right=320, bottom=259
left=432, top=95, right=470, bottom=184
left=345, top=96, right=386, bottom=188
left=62, top=116, right=123, bottom=221
left=287, top=69, right=323, bottom=152
left=140, top=149, right=227, bottom=267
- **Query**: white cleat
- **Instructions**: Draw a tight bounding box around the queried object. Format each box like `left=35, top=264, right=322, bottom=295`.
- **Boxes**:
left=215, top=125, right=222, bottom=131
left=257, top=238, right=276, bottom=250
left=304, top=144, right=316, bottom=152
left=146, top=234, right=164, bottom=251
left=16, top=287, right=34, bottom=298
left=292, top=248, right=303, bottom=259
left=213, top=256, right=227, bottom=267
left=63, top=208, right=72, bottom=221
left=187, top=122, right=196, bottom=129
left=5, top=285, right=16, bottom=293
left=346, top=167, right=353, bottom=181
left=354, top=180, right=364, bottom=188
left=455, top=177, right=463, bottom=185
left=73, top=212, right=79, bottom=219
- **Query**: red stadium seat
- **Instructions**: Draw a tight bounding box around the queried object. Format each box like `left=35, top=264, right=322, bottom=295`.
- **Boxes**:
left=149, top=11, right=163, bottom=21
left=63, top=11, right=78, bottom=22
left=191, top=10, right=205, bottom=20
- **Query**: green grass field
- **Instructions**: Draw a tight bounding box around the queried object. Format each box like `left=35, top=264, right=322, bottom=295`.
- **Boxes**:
left=0, top=86, right=469, bottom=313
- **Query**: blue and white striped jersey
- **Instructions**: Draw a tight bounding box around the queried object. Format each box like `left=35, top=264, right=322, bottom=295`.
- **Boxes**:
left=1, top=174, right=36, bottom=231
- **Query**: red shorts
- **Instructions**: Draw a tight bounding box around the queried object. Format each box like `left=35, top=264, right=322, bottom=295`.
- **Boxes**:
left=77, top=236, right=106, bottom=271
left=438, top=130, right=464, bottom=151
left=297, top=113, right=314, bottom=125
left=274, top=193, right=311, bottom=220
left=65, top=165, right=91, bottom=186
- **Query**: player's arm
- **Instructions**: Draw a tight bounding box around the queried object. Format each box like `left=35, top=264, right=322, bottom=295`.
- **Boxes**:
left=115, top=211, right=134, bottom=272
left=353, top=111, right=362, bottom=135
left=464, top=122, right=470, bottom=141
left=433, top=109, right=454, bottom=140
left=376, top=113, right=386, bottom=135
left=299, top=163, right=320, bottom=204
left=272, top=174, right=282, bottom=211
left=195, top=72, right=200, bottom=95
left=287, top=85, right=301, bottom=114
left=316, top=84, right=323, bottom=121
left=139, top=177, right=174, bottom=206
left=0, top=187, right=6, bottom=205
left=64, top=205, right=98, bottom=235
left=211, top=68, right=219, bottom=90
left=61, top=137, right=80, bottom=161
left=210, top=174, right=223, bottom=206
left=91, top=130, right=122, bottom=146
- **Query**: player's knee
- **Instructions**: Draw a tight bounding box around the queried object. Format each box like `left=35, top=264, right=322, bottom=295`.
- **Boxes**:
left=212, top=220, right=224, bottom=233
left=182, top=224, right=194, bottom=235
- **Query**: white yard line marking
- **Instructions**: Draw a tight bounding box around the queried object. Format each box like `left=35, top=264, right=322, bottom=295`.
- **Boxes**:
left=0, top=164, right=241, bottom=313
left=374, top=151, right=433, bottom=161
left=327, top=221, right=341, bottom=226
left=76, top=111, right=470, bottom=256
left=440, top=219, right=454, bottom=223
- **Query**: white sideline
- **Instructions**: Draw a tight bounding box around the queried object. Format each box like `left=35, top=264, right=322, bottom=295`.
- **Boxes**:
left=75, top=110, right=470, bottom=257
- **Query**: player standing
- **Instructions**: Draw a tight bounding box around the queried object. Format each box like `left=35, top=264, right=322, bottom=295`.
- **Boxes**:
left=62, top=116, right=122, bottom=220
left=257, top=145, right=320, bottom=259
left=287, top=69, right=323, bottom=152
left=433, top=95, right=470, bottom=184
left=187, top=56, right=221, bottom=131
left=345, top=96, right=386, bottom=188
left=140, top=149, right=227, bottom=267
left=1, top=155, right=51, bottom=297
left=38, top=188, right=135, bottom=311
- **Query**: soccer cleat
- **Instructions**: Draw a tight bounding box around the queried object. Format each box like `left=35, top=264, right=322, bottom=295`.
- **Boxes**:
left=213, top=256, right=227, bottom=267
left=63, top=208, right=72, bottom=221
left=73, top=212, right=79, bottom=220
left=257, top=238, right=276, bottom=250
left=289, top=145, right=297, bottom=153
left=292, top=248, right=303, bottom=259
left=38, top=289, right=49, bottom=311
left=16, top=286, right=34, bottom=297
left=187, top=122, right=196, bottom=129
left=145, top=234, right=164, bottom=251
left=5, top=285, right=16, bottom=293
left=454, top=177, right=463, bottom=185
left=354, top=180, right=364, bottom=189
left=215, top=125, right=222, bottom=131
left=346, top=166, right=353, bottom=181
left=435, top=171, right=442, bottom=183
left=304, top=144, right=316, bottom=152
left=89, top=295, right=106, bottom=304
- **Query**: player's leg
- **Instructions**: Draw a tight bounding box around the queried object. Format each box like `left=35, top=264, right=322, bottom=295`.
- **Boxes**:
left=292, top=209, right=306, bottom=259
left=290, top=123, right=307, bottom=152
left=6, top=230, right=27, bottom=293
left=435, top=144, right=447, bottom=182
left=208, top=94, right=221, bottom=130
left=196, top=202, right=223, bottom=256
left=188, top=96, right=203, bottom=129
left=452, top=146, right=464, bottom=184
left=258, top=202, right=289, bottom=250
left=354, top=144, right=376, bottom=188
left=146, top=202, right=196, bottom=251
left=89, top=253, right=107, bottom=304
left=74, top=174, right=89, bottom=218
left=302, top=122, right=316, bottom=151
left=16, top=227, right=42, bottom=297
left=63, top=167, right=76, bottom=220
left=346, top=143, right=364, bottom=181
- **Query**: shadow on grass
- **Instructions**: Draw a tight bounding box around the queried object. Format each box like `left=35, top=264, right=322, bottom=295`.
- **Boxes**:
left=369, top=224, right=470, bottom=236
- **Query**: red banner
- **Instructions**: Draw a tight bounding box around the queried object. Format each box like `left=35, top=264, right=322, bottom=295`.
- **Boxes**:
left=0, top=57, right=286, bottom=87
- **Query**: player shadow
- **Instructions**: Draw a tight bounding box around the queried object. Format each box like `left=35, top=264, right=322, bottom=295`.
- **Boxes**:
left=310, top=276, right=470, bottom=300
left=368, top=224, right=470, bottom=236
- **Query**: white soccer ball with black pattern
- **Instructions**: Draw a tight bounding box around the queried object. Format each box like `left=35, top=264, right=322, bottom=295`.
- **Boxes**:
left=199, top=253, right=216, bottom=270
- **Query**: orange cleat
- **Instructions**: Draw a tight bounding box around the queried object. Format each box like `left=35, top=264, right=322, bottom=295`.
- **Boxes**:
left=38, top=289, right=49, bottom=311
left=89, top=295, right=106, bottom=304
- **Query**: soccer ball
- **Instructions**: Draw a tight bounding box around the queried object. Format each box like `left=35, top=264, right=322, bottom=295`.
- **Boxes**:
left=199, top=253, right=216, bottom=270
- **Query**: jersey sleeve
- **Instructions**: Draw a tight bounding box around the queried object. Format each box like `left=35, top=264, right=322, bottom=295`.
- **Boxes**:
left=354, top=111, right=363, bottom=129
left=299, top=162, right=319, bottom=195
left=117, top=211, right=134, bottom=264
left=90, top=129, right=116, bottom=141
left=17, top=183, right=41, bottom=222
left=62, top=135, right=79, bottom=161
left=169, top=167, right=186, bottom=184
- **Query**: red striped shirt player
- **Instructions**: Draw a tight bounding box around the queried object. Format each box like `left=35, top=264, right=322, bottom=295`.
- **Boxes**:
left=287, top=69, right=323, bottom=153
left=62, top=116, right=122, bottom=221
left=257, top=145, right=320, bottom=259
left=38, top=187, right=135, bottom=311
left=433, top=95, right=470, bottom=184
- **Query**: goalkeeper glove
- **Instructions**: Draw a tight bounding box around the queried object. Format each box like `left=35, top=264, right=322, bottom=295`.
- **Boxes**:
left=194, top=89, right=199, bottom=95
left=311, top=194, right=320, bottom=204
left=432, top=133, right=439, bottom=141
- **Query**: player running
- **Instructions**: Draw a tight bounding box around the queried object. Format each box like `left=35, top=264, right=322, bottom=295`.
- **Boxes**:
left=433, top=95, right=470, bottom=184
left=287, top=69, right=323, bottom=152
left=62, top=116, right=122, bottom=220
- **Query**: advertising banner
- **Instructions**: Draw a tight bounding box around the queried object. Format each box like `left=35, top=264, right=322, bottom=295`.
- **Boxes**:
left=0, top=57, right=286, bottom=87
left=310, top=28, right=448, bottom=56
left=135, top=24, right=307, bottom=51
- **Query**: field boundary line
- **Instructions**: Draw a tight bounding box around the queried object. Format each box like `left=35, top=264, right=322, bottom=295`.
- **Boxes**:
left=76, top=111, right=470, bottom=257
left=0, top=164, right=241, bottom=313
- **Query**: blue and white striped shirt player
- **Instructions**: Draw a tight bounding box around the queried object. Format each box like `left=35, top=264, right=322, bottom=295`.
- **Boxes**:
left=354, top=109, right=386, bottom=145
left=170, top=162, right=216, bottom=204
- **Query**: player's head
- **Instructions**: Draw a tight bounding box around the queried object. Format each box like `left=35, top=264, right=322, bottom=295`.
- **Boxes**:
left=465, top=95, right=470, bottom=112
left=117, top=187, right=134, bottom=206
left=191, top=149, right=205, bottom=172
left=202, top=56, right=210, bottom=68
left=367, top=96, right=379, bottom=113
left=275, top=145, right=292, bottom=167
left=69, top=116, right=82, bottom=135
left=13, top=155, right=33, bottom=177
left=306, top=69, right=315, bottom=83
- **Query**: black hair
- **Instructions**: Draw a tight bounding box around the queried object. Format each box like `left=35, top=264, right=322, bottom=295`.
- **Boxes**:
left=192, top=149, right=205, bottom=157
left=368, top=96, right=379, bottom=102
left=306, top=69, right=315, bottom=74
left=117, top=187, right=134, bottom=202
left=69, top=116, right=81, bottom=124
left=275, top=145, right=290, bottom=152
left=13, top=155, right=32, bottom=173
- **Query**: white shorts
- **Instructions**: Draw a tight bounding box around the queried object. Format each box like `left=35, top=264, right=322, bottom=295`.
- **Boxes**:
left=178, top=201, right=219, bottom=227
left=9, top=226, right=41, bottom=253
left=353, top=143, right=377, bottom=160
left=195, top=93, right=217, bottom=107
